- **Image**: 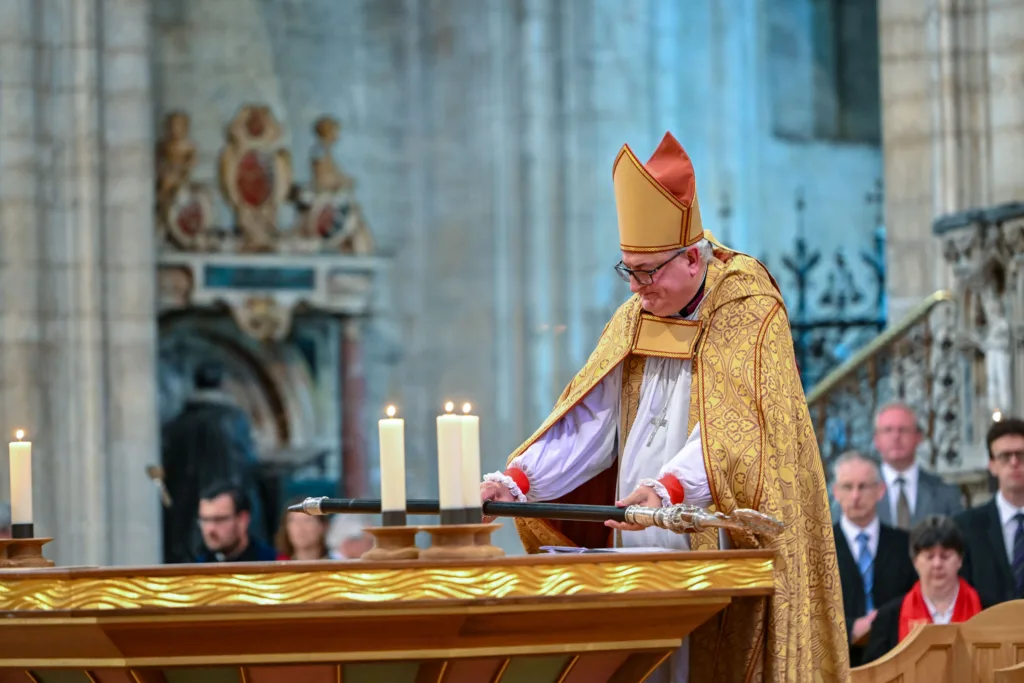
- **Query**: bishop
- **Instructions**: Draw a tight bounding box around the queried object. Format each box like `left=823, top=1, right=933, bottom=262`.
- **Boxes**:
left=481, top=133, right=849, bottom=683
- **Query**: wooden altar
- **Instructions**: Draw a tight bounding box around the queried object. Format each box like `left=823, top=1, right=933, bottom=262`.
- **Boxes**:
left=0, top=550, right=774, bottom=683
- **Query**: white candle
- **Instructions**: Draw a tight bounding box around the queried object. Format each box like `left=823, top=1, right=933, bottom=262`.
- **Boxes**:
left=436, top=401, right=463, bottom=511
left=378, top=405, right=407, bottom=515
left=9, top=430, right=33, bottom=525
left=460, top=403, right=482, bottom=510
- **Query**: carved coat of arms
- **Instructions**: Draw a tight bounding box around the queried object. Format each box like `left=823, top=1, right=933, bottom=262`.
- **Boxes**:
left=218, top=105, right=293, bottom=252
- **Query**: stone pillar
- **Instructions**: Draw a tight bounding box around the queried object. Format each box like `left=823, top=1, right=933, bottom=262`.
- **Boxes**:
left=0, top=0, right=44, bottom=509
left=340, top=319, right=369, bottom=498
left=0, top=0, right=160, bottom=566
left=100, top=0, right=162, bottom=566
left=34, top=0, right=111, bottom=565
left=880, top=0, right=1024, bottom=320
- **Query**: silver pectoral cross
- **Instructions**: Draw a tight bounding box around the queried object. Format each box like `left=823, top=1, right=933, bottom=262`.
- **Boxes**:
left=646, top=406, right=669, bottom=447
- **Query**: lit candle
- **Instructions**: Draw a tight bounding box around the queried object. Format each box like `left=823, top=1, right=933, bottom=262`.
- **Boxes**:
left=379, top=405, right=407, bottom=526
left=460, top=402, right=482, bottom=521
left=9, top=430, right=33, bottom=528
left=436, top=401, right=464, bottom=523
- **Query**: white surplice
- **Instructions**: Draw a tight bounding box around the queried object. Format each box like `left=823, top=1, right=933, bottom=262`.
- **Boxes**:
left=496, top=309, right=719, bottom=683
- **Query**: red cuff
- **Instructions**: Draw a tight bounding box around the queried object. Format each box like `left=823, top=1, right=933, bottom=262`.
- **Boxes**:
left=505, top=467, right=531, bottom=496
left=658, top=475, right=685, bottom=505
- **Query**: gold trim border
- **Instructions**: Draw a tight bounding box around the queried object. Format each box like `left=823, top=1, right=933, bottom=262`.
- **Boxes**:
left=0, top=639, right=683, bottom=669
left=0, top=556, right=774, bottom=612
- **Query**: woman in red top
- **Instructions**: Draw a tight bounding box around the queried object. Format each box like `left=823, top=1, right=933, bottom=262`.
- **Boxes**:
left=863, top=514, right=982, bottom=663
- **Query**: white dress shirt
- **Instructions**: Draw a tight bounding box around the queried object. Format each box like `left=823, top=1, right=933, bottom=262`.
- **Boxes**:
left=995, top=491, right=1024, bottom=565
left=881, top=461, right=919, bottom=519
left=924, top=585, right=959, bottom=625
left=839, top=515, right=881, bottom=562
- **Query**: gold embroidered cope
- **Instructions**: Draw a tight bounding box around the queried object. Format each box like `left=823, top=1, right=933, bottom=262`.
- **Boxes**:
left=505, top=244, right=850, bottom=683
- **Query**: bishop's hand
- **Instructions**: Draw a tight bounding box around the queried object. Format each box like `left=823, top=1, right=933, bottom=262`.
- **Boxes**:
left=480, top=481, right=514, bottom=523
left=605, top=485, right=663, bottom=531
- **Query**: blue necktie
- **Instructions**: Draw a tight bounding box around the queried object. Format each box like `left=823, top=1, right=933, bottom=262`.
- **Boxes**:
left=1013, top=513, right=1024, bottom=599
left=857, top=531, right=874, bottom=612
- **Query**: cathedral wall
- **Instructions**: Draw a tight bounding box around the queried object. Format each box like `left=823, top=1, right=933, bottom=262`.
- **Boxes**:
left=144, top=0, right=885, bottom=552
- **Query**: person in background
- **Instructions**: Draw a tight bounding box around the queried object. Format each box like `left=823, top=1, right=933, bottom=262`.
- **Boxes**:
left=327, top=514, right=375, bottom=560
left=0, top=503, right=10, bottom=539
left=195, top=481, right=281, bottom=563
left=162, top=360, right=265, bottom=562
left=275, top=499, right=331, bottom=560
left=831, top=451, right=917, bottom=666
left=862, top=515, right=982, bottom=663
left=871, top=402, right=963, bottom=530
left=956, top=416, right=1024, bottom=607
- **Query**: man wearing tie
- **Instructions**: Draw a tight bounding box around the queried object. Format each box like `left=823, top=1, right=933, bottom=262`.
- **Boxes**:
left=873, top=402, right=963, bottom=529
left=831, top=451, right=917, bottom=666
left=956, top=417, right=1024, bottom=607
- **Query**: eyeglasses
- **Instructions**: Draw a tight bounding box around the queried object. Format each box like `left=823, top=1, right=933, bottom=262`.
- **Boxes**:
left=197, top=514, right=237, bottom=526
left=835, top=482, right=880, bottom=493
left=992, top=450, right=1024, bottom=464
left=615, top=250, right=686, bottom=286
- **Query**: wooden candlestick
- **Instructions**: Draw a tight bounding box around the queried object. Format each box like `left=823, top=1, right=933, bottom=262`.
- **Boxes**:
left=419, top=523, right=505, bottom=561
left=360, top=526, right=420, bottom=561
left=0, top=537, right=54, bottom=569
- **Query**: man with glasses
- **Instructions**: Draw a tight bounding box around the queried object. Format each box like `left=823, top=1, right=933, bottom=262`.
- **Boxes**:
left=831, top=451, right=916, bottom=665
left=481, top=133, right=848, bottom=683
left=955, top=417, right=1024, bottom=607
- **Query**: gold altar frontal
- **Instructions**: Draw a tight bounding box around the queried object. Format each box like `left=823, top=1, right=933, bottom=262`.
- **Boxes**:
left=0, top=550, right=775, bottom=683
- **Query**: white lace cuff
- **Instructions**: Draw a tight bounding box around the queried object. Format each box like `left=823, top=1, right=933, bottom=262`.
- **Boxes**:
left=637, top=478, right=672, bottom=508
left=483, top=471, right=528, bottom=503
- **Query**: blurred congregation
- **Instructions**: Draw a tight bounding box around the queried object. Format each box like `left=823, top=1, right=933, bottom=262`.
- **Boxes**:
left=829, top=401, right=1023, bottom=665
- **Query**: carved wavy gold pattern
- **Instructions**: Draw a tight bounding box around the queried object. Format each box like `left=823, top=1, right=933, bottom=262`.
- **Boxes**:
left=0, top=557, right=773, bottom=611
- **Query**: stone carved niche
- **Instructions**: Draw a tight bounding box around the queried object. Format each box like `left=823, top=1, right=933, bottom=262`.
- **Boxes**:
left=937, top=202, right=1024, bottom=466
left=155, top=105, right=375, bottom=256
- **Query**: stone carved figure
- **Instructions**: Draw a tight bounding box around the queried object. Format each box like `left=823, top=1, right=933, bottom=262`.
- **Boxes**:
left=156, top=111, right=215, bottom=250
left=979, top=286, right=1013, bottom=413
left=958, top=279, right=1014, bottom=415
left=310, top=116, right=354, bottom=195
left=289, top=115, right=374, bottom=255
left=157, top=111, right=197, bottom=209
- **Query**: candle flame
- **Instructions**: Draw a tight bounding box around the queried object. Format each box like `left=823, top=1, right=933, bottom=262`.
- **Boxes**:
left=386, top=405, right=397, bottom=418
left=14, top=429, right=24, bottom=441
left=462, top=402, right=472, bottom=414
left=444, top=401, right=454, bottom=413
left=993, top=410, right=1003, bottom=422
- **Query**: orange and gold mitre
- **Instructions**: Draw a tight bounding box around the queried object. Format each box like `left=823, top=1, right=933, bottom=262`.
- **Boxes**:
left=613, top=132, right=704, bottom=252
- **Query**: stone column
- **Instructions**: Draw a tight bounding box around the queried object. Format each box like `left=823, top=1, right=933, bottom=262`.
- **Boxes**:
left=35, top=0, right=111, bottom=565
left=100, top=0, right=162, bottom=566
left=880, top=0, right=1024, bottom=320
left=0, top=0, right=160, bottom=566
left=0, top=0, right=44, bottom=508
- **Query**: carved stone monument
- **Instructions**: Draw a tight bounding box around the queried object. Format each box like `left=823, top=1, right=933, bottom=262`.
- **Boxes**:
left=936, top=202, right=1024, bottom=484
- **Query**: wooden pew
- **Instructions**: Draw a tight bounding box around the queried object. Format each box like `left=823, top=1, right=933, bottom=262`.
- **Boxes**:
left=851, top=600, right=1024, bottom=683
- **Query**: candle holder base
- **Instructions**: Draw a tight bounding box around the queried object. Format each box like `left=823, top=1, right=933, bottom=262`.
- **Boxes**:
left=0, top=537, right=55, bottom=569
left=419, top=523, right=505, bottom=561
left=360, top=526, right=421, bottom=561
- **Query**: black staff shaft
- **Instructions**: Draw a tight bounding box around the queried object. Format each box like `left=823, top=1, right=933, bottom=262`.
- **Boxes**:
left=289, top=497, right=628, bottom=524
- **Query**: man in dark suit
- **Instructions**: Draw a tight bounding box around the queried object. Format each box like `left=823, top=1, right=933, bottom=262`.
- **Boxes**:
left=873, top=402, right=963, bottom=529
left=956, top=417, right=1024, bottom=608
left=162, top=360, right=266, bottom=563
left=832, top=451, right=918, bottom=666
